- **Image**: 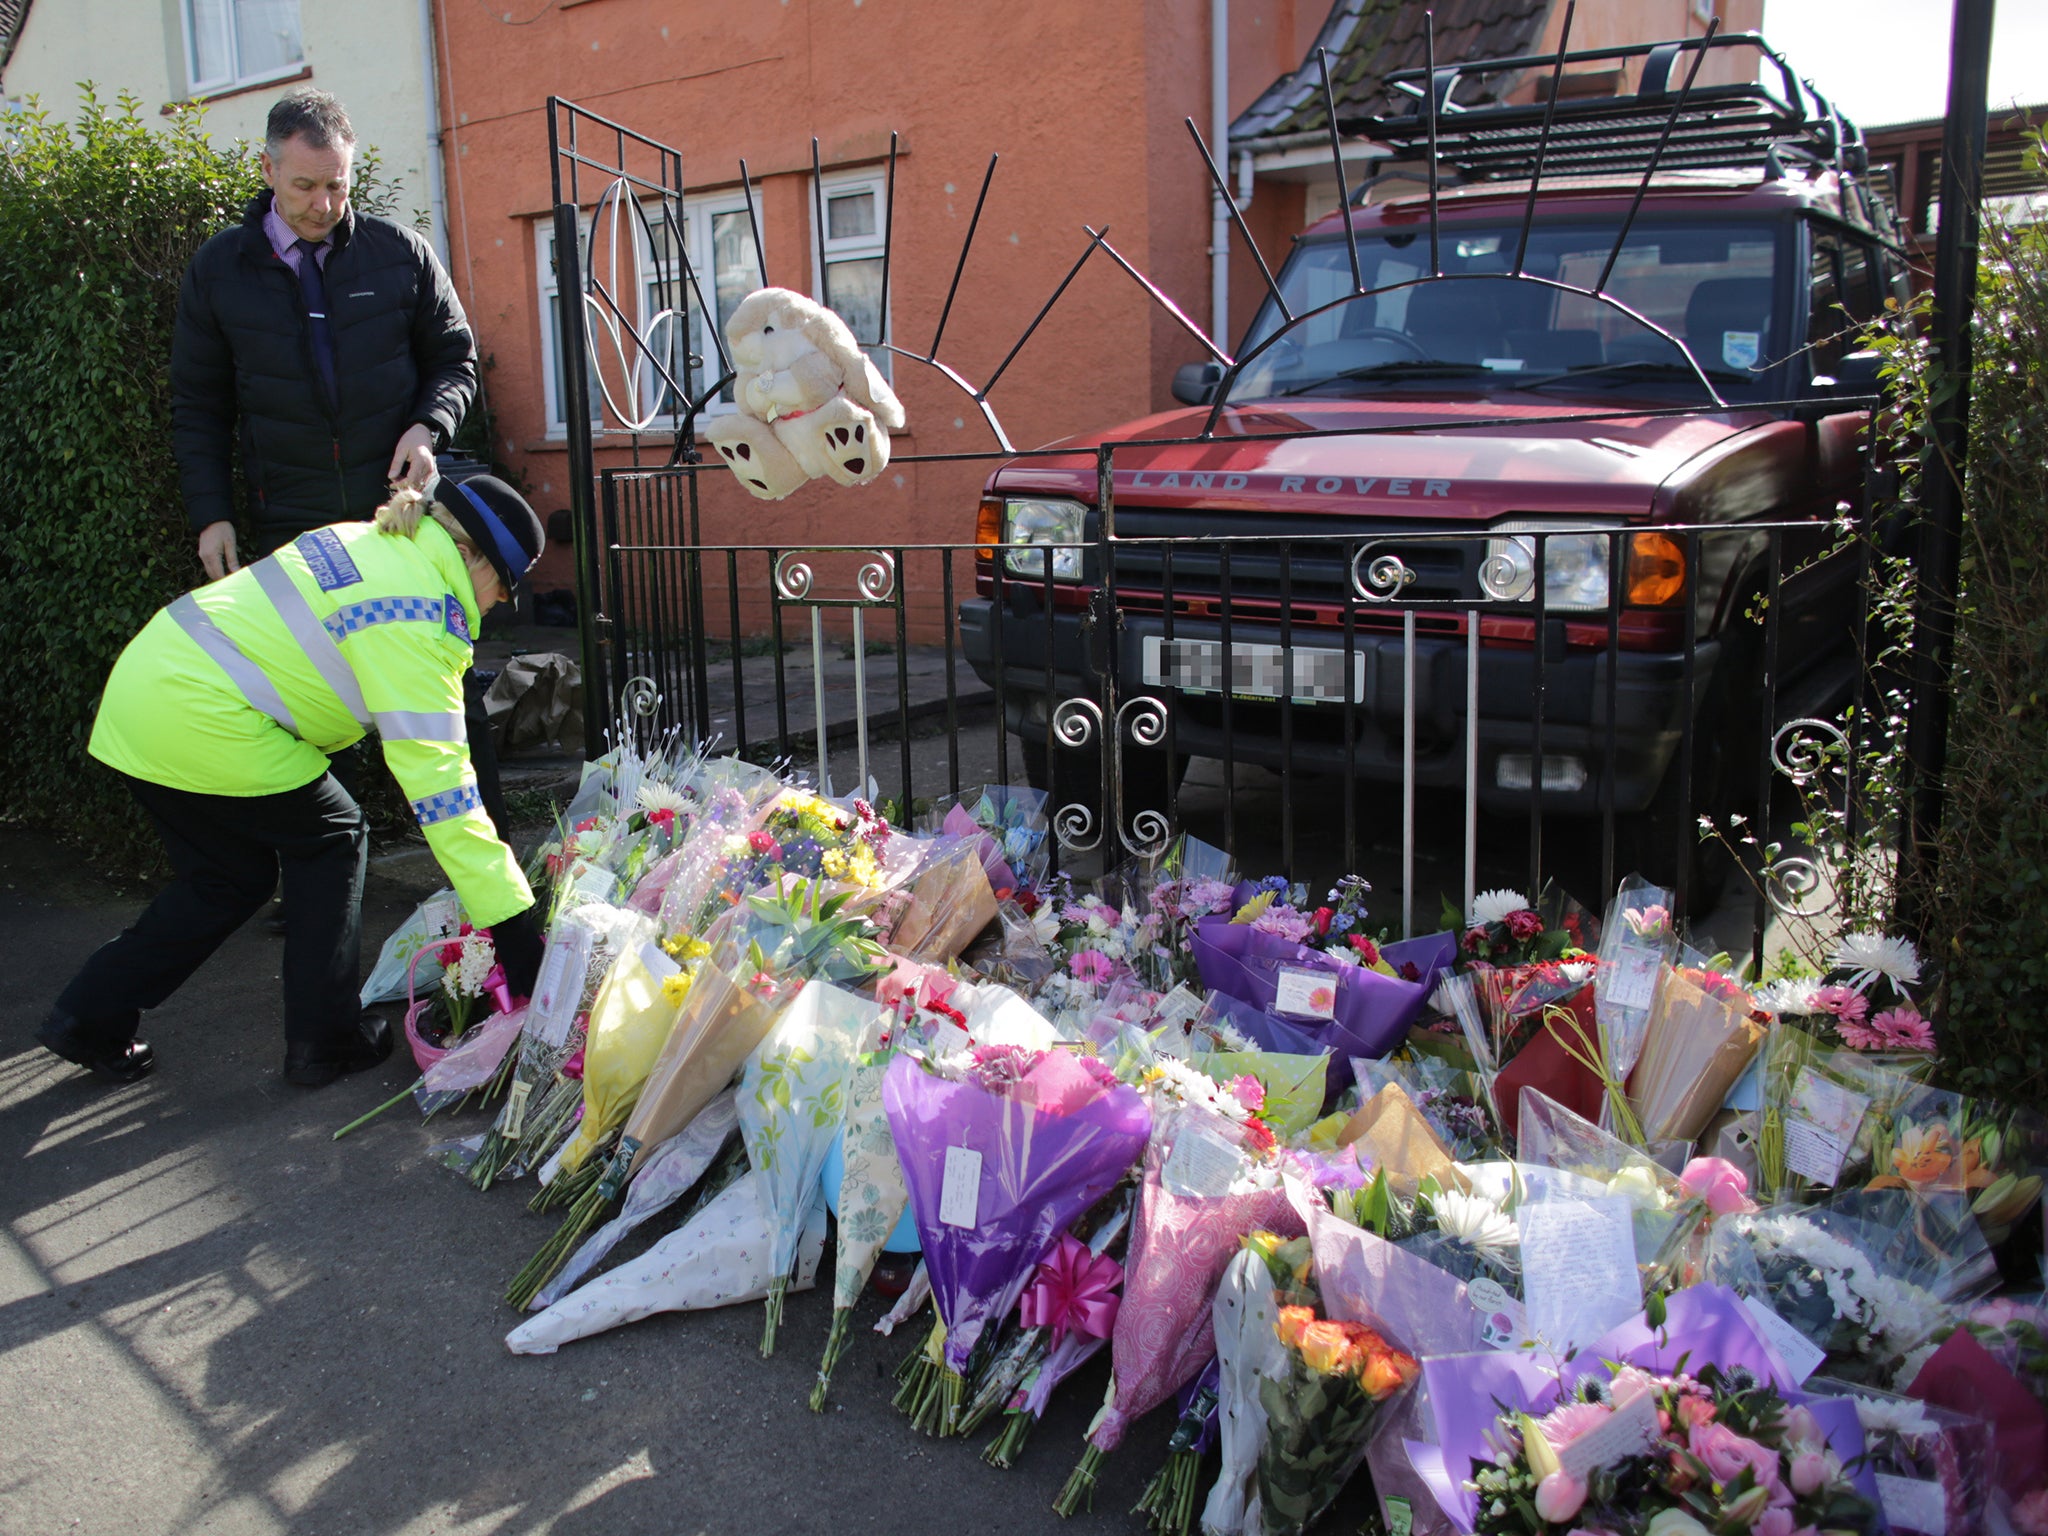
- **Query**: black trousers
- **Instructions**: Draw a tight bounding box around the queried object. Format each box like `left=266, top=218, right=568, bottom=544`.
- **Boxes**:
left=57, top=772, right=367, bottom=1052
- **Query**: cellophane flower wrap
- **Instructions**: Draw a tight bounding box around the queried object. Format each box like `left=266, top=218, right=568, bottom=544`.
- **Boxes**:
left=1753, top=1024, right=1947, bottom=1203
left=1624, top=960, right=1765, bottom=1147
left=881, top=1046, right=1149, bottom=1374
left=812, top=1002, right=910, bottom=1399
left=1817, top=1379, right=1997, bottom=1536
left=1202, top=1239, right=1291, bottom=1536
left=1191, top=911, right=1453, bottom=1071
left=504, top=1165, right=825, bottom=1356
left=1405, top=1284, right=1880, bottom=1535
left=1592, top=879, right=1678, bottom=1123
left=1256, top=1290, right=1418, bottom=1536
left=555, top=936, right=689, bottom=1173
left=883, top=834, right=1000, bottom=962
left=738, top=978, right=875, bottom=1353
left=1086, top=1104, right=1304, bottom=1456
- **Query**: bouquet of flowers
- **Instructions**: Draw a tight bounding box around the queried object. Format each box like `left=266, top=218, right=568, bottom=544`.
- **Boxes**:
left=880, top=833, right=1000, bottom=962
left=882, top=1041, right=1150, bottom=1435
left=1623, top=960, right=1765, bottom=1148
left=1706, top=1199, right=1992, bottom=1387
left=504, top=1159, right=828, bottom=1355
left=1408, top=1286, right=1879, bottom=1535
left=1355, top=1056, right=1496, bottom=1162
left=930, top=783, right=1051, bottom=901
left=980, top=1216, right=1130, bottom=1468
left=1753, top=1024, right=1947, bottom=1203
left=1754, top=930, right=1934, bottom=1056
left=1201, top=1232, right=1305, bottom=1535
left=1820, top=1382, right=1997, bottom=1536
left=738, top=978, right=875, bottom=1354
left=1591, top=881, right=1678, bottom=1129
left=1054, top=1101, right=1302, bottom=1515
left=1255, top=1293, right=1418, bottom=1536
left=811, top=1005, right=911, bottom=1410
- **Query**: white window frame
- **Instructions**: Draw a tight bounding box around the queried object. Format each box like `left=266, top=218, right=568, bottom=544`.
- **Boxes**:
left=182, top=0, right=306, bottom=98
left=634, top=192, right=765, bottom=425
left=535, top=219, right=602, bottom=436
left=813, top=168, right=892, bottom=379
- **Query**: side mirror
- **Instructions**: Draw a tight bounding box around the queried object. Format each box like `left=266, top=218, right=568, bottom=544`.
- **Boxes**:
left=1810, top=349, right=1883, bottom=395
left=1172, top=360, right=1224, bottom=406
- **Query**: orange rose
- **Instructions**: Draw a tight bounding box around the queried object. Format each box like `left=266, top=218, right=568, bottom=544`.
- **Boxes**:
left=1355, top=1345, right=1419, bottom=1399
left=1275, top=1305, right=1315, bottom=1352
left=1297, top=1319, right=1358, bottom=1376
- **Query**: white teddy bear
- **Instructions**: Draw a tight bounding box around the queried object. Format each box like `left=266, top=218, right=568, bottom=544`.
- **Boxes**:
left=700, top=286, right=906, bottom=501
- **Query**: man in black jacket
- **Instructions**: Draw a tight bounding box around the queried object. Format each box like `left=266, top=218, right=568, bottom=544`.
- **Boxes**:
left=171, top=89, right=514, bottom=858
left=173, top=88, right=475, bottom=575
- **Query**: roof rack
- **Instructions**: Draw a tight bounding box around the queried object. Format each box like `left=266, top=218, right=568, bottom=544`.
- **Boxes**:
left=1351, top=32, right=1869, bottom=188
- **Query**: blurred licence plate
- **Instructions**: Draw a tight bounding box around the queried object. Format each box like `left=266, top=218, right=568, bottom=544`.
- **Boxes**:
left=1141, top=636, right=1363, bottom=704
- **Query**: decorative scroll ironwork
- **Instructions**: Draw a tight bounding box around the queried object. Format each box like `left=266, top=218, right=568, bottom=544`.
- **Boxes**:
left=772, top=550, right=898, bottom=605
left=1045, top=696, right=1174, bottom=859
left=1351, top=549, right=1417, bottom=603
left=1771, top=717, right=1850, bottom=783
left=615, top=674, right=660, bottom=755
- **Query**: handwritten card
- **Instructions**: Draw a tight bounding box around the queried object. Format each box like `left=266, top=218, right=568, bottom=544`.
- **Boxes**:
left=422, top=894, right=462, bottom=940
left=1875, top=1474, right=1947, bottom=1536
left=1517, top=1195, right=1642, bottom=1353
left=1163, top=1123, right=1244, bottom=1199
left=1557, top=1389, right=1661, bottom=1479
left=1466, top=1277, right=1530, bottom=1351
left=939, top=1146, right=983, bottom=1228
left=1783, top=1067, right=1871, bottom=1185
left=1741, top=1295, right=1827, bottom=1383
left=529, top=923, right=593, bottom=1048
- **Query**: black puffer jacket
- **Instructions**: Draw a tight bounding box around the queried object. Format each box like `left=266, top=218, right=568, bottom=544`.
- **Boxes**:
left=171, top=191, right=477, bottom=546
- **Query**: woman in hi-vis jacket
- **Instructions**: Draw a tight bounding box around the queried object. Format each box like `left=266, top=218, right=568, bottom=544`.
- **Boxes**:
left=41, top=475, right=549, bottom=1087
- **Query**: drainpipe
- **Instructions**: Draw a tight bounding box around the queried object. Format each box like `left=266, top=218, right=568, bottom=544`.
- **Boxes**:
left=1211, top=0, right=1230, bottom=346
left=417, top=0, right=452, bottom=264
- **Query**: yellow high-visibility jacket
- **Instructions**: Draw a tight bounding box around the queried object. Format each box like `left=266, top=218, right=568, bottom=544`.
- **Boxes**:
left=90, top=519, right=532, bottom=927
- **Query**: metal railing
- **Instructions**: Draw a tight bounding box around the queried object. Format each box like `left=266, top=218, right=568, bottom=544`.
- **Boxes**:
left=592, top=454, right=1879, bottom=951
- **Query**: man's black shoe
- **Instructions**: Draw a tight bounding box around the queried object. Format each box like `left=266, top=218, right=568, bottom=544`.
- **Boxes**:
left=36, top=1012, right=156, bottom=1085
left=284, top=1013, right=395, bottom=1088
left=263, top=899, right=288, bottom=937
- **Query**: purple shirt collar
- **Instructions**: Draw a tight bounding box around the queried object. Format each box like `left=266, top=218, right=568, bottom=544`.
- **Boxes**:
left=265, top=206, right=331, bottom=270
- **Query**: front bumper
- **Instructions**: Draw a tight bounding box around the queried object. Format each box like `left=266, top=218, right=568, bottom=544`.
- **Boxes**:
left=958, top=595, right=1719, bottom=817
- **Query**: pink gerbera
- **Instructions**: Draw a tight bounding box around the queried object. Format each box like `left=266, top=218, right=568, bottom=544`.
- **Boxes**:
left=1871, top=1006, right=1935, bottom=1051
left=1810, top=984, right=1870, bottom=1026
left=1835, top=1018, right=1889, bottom=1050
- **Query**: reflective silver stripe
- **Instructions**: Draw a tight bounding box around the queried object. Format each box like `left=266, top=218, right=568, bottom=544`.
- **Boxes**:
left=375, top=710, right=466, bottom=742
left=252, top=558, right=369, bottom=726
left=168, top=595, right=298, bottom=734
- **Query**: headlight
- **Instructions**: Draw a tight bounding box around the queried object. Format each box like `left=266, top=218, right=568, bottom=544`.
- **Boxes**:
left=1481, top=522, right=1614, bottom=611
left=1003, top=498, right=1087, bottom=581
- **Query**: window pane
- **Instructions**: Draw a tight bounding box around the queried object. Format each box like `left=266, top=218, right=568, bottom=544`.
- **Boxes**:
left=827, top=190, right=876, bottom=241
left=187, top=0, right=232, bottom=86
left=233, top=0, right=304, bottom=78
left=825, top=256, right=883, bottom=346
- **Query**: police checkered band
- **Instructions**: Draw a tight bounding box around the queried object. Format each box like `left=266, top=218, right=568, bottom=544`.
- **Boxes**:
left=323, top=596, right=444, bottom=642
left=296, top=529, right=362, bottom=592
left=411, top=783, right=482, bottom=826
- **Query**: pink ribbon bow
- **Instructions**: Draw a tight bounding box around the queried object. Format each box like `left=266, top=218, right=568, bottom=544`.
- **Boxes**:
left=482, top=963, right=515, bottom=1017
left=1018, top=1235, right=1122, bottom=1342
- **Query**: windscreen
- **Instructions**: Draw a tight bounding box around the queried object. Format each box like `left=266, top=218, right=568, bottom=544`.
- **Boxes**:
left=1230, top=219, right=1787, bottom=405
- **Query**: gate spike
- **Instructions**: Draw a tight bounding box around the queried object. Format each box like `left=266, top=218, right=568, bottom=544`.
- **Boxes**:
left=932, top=153, right=998, bottom=361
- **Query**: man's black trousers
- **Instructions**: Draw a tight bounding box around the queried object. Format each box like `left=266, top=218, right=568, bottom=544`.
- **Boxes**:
left=56, top=773, right=366, bottom=1054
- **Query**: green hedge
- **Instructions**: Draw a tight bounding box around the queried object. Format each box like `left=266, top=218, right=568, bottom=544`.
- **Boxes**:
left=1915, top=151, right=2048, bottom=1097
left=0, top=93, right=260, bottom=851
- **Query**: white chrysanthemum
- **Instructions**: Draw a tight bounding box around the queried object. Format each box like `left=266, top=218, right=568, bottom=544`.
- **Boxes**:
left=1469, top=888, right=1533, bottom=927
left=1753, top=977, right=1821, bottom=1017
left=635, top=779, right=695, bottom=816
left=1849, top=1393, right=1937, bottom=1439
left=1431, top=1189, right=1518, bottom=1252
left=1831, top=932, right=1921, bottom=991
left=1151, top=1058, right=1248, bottom=1120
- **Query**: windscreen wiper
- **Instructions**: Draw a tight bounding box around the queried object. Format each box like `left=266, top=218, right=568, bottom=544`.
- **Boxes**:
left=1275, top=360, right=1498, bottom=397
left=1519, top=359, right=1750, bottom=393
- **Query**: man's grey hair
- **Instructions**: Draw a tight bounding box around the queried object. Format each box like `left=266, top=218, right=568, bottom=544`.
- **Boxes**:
left=266, top=89, right=355, bottom=157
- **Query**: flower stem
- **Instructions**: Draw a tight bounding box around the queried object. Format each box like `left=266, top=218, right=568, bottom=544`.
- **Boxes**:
left=1132, top=1448, right=1203, bottom=1535
left=760, top=1276, right=787, bottom=1357
left=810, top=1307, right=854, bottom=1412
left=331, top=1079, right=422, bottom=1141
left=983, top=1409, right=1036, bottom=1469
left=1052, top=1445, right=1106, bottom=1518
left=505, top=1175, right=610, bottom=1309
